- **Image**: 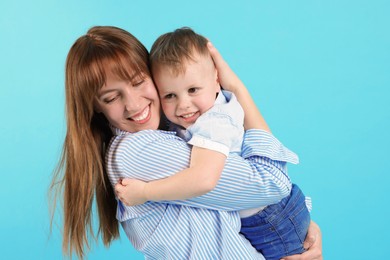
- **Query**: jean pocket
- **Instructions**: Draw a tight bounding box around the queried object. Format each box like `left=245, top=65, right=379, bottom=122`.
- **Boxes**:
left=289, top=204, right=311, bottom=244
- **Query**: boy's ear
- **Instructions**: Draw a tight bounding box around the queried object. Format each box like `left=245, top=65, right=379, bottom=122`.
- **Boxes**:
left=214, top=67, right=221, bottom=91
left=214, top=66, right=219, bottom=82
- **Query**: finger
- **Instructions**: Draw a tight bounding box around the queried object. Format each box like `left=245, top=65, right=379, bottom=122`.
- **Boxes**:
left=303, top=234, right=316, bottom=250
left=114, top=184, right=124, bottom=195
left=121, top=178, right=132, bottom=185
left=281, top=252, right=314, bottom=260
left=207, top=41, right=218, bottom=57
left=282, top=242, right=321, bottom=260
left=281, top=255, right=300, bottom=260
left=207, top=42, right=227, bottom=69
left=303, top=221, right=320, bottom=250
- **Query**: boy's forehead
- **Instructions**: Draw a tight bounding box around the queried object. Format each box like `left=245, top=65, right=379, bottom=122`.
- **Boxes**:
left=175, top=52, right=211, bottom=71
left=152, top=48, right=213, bottom=86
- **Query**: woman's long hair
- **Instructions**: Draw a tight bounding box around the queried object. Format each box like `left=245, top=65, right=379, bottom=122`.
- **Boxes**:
left=49, top=26, right=150, bottom=259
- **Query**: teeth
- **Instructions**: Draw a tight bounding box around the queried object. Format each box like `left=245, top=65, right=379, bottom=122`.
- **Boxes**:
left=182, top=112, right=195, bottom=118
left=132, top=106, right=149, bottom=121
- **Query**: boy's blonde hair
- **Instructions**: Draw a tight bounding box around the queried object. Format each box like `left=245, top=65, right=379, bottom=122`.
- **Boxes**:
left=150, top=27, right=210, bottom=76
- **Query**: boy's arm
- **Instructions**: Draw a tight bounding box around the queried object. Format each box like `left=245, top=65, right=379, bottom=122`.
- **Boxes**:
left=116, top=92, right=241, bottom=206
left=115, top=146, right=226, bottom=206
left=146, top=146, right=226, bottom=200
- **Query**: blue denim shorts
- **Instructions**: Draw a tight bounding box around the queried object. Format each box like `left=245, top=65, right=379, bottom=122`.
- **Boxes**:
left=240, top=184, right=311, bottom=260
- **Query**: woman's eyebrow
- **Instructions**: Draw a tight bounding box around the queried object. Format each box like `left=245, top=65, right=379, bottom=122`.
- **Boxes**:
left=97, top=88, right=118, bottom=97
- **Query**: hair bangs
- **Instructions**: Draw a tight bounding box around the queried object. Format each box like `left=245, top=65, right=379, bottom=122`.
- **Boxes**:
left=104, top=47, right=149, bottom=84
left=72, top=33, right=150, bottom=99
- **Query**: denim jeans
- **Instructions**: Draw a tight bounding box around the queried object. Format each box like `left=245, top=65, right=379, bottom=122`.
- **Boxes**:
left=240, top=184, right=311, bottom=260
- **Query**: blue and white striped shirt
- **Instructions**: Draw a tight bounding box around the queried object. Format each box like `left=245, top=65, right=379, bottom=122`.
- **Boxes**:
left=106, top=128, right=298, bottom=259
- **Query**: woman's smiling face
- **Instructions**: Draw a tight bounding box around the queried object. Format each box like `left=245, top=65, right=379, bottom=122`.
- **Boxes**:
left=95, top=72, right=161, bottom=133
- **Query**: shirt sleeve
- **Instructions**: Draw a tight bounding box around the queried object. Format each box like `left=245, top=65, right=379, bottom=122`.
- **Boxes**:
left=186, top=91, right=244, bottom=156
left=171, top=129, right=298, bottom=211
left=110, top=129, right=295, bottom=211
left=187, top=111, right=243, bottom=156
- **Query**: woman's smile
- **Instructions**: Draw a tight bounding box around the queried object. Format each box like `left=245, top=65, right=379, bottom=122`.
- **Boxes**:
left=129, top=104, right=151, bottom=123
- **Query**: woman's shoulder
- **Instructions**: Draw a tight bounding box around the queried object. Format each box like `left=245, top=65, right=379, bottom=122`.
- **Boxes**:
left=106, top=129, right=190, bottom=172
left=110, top=129, right=179, bottom=152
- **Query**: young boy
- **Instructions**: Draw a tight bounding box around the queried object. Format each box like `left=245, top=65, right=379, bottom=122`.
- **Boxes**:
left=119, top=27, right=311, bottom=259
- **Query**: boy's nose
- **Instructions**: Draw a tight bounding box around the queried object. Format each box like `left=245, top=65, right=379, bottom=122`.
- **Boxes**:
left=178, top=98, right=190, bottom=110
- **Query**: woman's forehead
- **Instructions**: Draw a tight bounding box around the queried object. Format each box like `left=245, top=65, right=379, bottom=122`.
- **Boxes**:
left=104, top=58, right=149, bottom=81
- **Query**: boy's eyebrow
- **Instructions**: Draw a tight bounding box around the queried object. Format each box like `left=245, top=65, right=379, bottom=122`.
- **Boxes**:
left=159, top=83, right=197, bottom=95
left=157, top=88, right=171, bottom=95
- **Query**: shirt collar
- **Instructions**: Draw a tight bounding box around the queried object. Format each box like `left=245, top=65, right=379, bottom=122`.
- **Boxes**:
left=110, top=124, right=128, bottom=136
left=109, top=124, right=177, bottom=137
left=215, top=90, right=228, bottom=105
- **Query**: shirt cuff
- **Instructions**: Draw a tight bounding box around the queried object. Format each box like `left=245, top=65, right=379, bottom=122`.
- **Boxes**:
left=305, top=196, right=312, bottom=212
left=188, top=135, right=230, bottom=156
left=241, top=129, right=299, bottom=164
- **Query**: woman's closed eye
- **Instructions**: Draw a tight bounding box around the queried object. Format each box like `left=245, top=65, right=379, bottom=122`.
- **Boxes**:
left=132, top=79, right=144, bottom=87
left=104, top=95, right=120, bottom=104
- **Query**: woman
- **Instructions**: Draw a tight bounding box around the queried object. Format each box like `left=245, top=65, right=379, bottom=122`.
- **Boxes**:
left=51, top=26, right=322, bottom=259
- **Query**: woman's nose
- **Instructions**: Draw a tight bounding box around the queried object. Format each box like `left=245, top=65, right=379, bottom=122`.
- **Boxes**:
left=124, top=93, right=140, bottom=112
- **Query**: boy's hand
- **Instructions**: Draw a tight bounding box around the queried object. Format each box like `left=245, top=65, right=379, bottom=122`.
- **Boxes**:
left=115, top=178, right=148, bottom=206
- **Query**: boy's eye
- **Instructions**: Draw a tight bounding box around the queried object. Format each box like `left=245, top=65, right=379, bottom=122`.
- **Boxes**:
left=164, top=93, right=175, bottom=99
left=188, top=87, right=198, bottom=94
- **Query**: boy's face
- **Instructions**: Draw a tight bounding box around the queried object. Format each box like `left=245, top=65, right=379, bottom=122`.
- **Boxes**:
left=154, top=52, right=220, bottom=129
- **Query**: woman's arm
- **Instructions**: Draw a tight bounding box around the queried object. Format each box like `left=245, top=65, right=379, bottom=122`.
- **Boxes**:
left=208, top=43, right=324, bottom=259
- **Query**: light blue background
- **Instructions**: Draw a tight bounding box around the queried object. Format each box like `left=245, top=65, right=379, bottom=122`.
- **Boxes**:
left=1, top=1, right=389, bottom=259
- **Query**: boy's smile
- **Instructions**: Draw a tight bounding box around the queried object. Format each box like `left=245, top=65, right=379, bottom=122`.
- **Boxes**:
left=154, top=51, right=220, bottom=129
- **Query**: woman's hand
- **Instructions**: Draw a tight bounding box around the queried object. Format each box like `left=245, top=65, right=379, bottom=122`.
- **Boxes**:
left=114, top=178, right=148, bottom=206
left=207, top=42, right=244, bottom=94
left=281, top=221, right=323, bottom=260
left=207, top=41, right=270, bottom=132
